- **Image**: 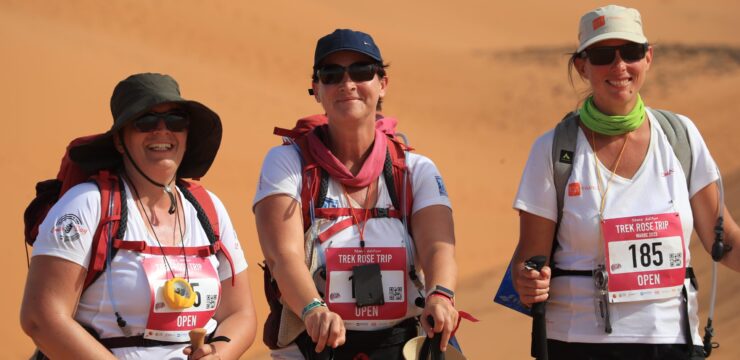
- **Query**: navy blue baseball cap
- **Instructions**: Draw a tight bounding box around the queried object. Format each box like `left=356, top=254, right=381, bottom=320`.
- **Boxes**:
left=313, top=29, right=382, bottom=69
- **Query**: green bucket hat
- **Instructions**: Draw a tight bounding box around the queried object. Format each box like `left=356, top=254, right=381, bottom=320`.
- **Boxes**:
left=69, top=73, right=222, bottom=179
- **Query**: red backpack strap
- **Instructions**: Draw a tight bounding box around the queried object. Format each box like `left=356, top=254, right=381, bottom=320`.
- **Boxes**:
left=178, top=180, right=238, bottom=286
left=387, top=135, right=414, bottom=220
left=83, top=171, right=123, bottom=290
left=291, top=136, right=325, bottom=232
left=179, top=180, right=220, bottom=241
left=273, top=116, right=330, bottom=231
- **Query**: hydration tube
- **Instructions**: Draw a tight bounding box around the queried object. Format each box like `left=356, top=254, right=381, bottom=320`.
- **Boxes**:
left=105, top=179, right=132, bottom=336
left=704, top=169, right=730, bottom=357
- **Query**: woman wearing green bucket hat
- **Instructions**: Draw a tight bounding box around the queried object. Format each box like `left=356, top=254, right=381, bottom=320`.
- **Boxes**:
left=20, top=73, right=257, bottom=359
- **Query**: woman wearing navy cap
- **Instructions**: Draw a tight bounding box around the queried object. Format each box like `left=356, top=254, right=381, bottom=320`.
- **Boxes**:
left=254, top=29, right=462, bottom=359
left=512, top=5, right=740, bottom=359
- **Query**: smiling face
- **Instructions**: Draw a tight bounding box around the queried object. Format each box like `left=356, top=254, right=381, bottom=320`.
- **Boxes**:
left=311, top=50, right=388, bottom=123
left=575, top=39, right=653, bottom=115
left=115, top=102, right=188, bottom=179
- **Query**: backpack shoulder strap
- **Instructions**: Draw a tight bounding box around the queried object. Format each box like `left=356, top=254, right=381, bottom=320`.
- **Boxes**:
left=649, top=108, right=692, bottom=189
left=178, top=180, right=220, bottom=243
left=294, top=129, right=414, bottom=231
left=83, top=171, right=126, bottom=291
left=386, top=135, right=413, bottom=219
left=178, top=180, right=238, bottom=285
left=552, top=112, right=580, bottom=226
left=290, top=135, right=325, bottom=232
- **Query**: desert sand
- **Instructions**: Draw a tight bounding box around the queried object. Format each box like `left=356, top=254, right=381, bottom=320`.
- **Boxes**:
left=2, top=0, right=739, bottom=358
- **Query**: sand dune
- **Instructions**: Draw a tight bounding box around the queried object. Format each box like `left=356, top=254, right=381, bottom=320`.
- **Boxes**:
left=2, top=1, right=739, bottom=358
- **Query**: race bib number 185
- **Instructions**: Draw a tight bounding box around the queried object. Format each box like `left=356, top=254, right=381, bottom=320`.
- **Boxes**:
left=602, top=213, right=686, bottom=303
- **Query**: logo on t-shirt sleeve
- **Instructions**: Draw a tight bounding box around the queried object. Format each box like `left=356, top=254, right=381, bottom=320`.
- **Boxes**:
left=52, top=214, right=88, bottom=242
left=435, top=176, right=448, bottom=197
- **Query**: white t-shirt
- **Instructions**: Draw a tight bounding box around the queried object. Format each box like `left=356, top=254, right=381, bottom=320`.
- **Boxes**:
left=253, top=144, right=451, bottom=331
left=513, top=110, right=719, bottom=345
left=33, top=180, right=248, bottom=359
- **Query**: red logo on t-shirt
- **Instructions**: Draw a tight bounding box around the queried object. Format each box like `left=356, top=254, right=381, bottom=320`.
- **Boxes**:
left=568, top=182, right=581, bottom=197
left=593, top=16, right=606, bottom=30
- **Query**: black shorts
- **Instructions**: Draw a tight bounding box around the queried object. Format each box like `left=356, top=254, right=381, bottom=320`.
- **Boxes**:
left=548, top=339, right=705, bottom=360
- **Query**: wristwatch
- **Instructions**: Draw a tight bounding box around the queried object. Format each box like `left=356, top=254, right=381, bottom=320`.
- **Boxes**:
left=426, top=285, right=455, bottom=301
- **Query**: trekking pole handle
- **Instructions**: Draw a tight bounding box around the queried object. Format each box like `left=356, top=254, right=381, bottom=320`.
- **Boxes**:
left=425, top=315, right=444, bottom=360
left=189, top=328, right=207, bottom=352
left=525, top=256, right=548, bottom=360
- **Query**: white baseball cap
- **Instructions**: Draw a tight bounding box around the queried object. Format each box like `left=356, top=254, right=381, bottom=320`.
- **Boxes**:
left=577, top=5, right=648, bottom=53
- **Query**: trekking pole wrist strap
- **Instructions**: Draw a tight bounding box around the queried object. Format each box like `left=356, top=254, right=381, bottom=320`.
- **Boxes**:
left=207, top=335, right=231, bottom=344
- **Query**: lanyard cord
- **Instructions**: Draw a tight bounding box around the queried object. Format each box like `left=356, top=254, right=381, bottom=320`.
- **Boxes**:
left=342, top=180, right=376, bottom=248
left=592, top=130, right=630, bottom=218
left=129, top=178, right=189, bottom=281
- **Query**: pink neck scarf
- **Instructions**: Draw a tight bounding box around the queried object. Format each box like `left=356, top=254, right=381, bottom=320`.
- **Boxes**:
left=307, top=118, right=397, bottom=188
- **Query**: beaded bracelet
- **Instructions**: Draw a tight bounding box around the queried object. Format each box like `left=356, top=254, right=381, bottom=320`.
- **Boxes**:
left=301, top=298, right=327, bottom=321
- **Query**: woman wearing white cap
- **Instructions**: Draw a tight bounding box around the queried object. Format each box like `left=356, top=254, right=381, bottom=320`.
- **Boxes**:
left=511, top=5, right=740, bottom=359
left=254, top=29, right=463, bottom=359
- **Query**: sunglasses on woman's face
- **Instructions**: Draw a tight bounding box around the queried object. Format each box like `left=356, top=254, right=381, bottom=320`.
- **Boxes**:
left=315, top=62, right=380, bottom=85
left=579, top=43, right=648, bottom=66
left=133, top=111, right=190, bottom=132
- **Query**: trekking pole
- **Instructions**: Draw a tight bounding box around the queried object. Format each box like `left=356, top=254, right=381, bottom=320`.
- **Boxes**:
left=419, top=315, right=445, bottom=360
left=526, top=256, right=548, bottom=360
left=704, top=171, right=730, bottom=357
left=189, top=328, right=206, bottom=352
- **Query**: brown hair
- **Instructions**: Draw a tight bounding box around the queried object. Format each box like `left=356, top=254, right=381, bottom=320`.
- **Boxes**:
left=566, top=51, right=591, bottom=108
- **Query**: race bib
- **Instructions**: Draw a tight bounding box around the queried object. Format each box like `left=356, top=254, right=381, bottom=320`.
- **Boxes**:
left=602, top=213, right=686, bottom=303
left=325, top=247, right=407, bottom=322
left=142, top=256, right=220, bottom=341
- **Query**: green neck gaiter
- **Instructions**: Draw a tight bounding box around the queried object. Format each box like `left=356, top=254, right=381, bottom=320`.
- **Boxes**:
left=580, top=95, right=645, bottom=135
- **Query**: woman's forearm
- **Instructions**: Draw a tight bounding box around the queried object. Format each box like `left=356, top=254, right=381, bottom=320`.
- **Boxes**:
left=269, top=255, right=325, bottom=317
left=208, top=310, right=257, bottom=360
left=23, top=313, right=116, bottom=360
left=21, top=256, right=116, bottom=360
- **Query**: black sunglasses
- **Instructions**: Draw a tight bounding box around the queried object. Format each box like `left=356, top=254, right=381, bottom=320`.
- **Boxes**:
left=315, top=62, right=380, bottom=85
left=579, top=43, right=648, bottom=66
left=133, top=111, right=190, bottom=132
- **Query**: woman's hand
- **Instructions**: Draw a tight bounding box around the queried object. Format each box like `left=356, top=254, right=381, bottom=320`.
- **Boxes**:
left=691, top=182, right=740, bottom=272
left=421, top=294, right=459, bottom=352
left=303, top=306, right=346, bottom=353
left=513, top=211, right=556, bottom=307
left=183, top=343, right=221, bottom=359
left=513, top=263, right=551, bottom=307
